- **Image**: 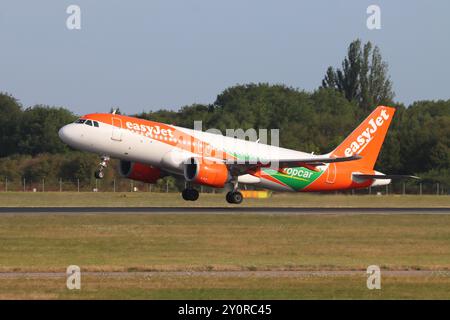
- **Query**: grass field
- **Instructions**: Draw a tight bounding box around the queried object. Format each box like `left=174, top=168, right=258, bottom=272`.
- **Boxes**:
left=0, top=212, right=449, bottom=299
left=0, top=192, right=448, bottom=207
left=2, top=274, right=450, bottom=299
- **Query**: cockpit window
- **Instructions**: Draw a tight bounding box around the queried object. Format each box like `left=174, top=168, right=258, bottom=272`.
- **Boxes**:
left=74, top=118, right=99, bottom=127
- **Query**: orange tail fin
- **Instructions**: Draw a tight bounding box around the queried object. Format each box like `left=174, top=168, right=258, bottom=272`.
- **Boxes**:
left=331, top=106, right=395, bottom=169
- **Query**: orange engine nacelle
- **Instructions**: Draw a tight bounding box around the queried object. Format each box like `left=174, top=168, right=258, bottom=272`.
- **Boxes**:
left=119, top=160, right=162, bottom=183
left=184, top=158, right=230, bottom=188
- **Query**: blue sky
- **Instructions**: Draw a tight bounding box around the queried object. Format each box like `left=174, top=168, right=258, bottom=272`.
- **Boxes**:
left=0, top=0, right=449, bottom=115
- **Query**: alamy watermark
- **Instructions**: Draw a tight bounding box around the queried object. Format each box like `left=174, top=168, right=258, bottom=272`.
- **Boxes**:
left=66, top=265, right=81, bottom=290
left=65, top=4, right=381, bottom=31
left=366, top=265, right=381, bottom=290
left=367, top=5, right=381, bottom=30
left=66, top=5, right=81, bottom=30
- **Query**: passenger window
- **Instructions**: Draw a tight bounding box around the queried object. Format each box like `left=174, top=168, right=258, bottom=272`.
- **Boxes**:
left=93, top=121, right=99, bottom=127
left=85, top=120, right=93, bottom=126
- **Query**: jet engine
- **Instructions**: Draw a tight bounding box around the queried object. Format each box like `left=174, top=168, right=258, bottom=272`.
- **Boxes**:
left=119, top=160, right=163, bottom=183
left=184, top=157, right=230, bottom=188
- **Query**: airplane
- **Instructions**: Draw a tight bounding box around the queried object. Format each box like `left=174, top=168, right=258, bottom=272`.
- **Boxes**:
left=58, top=105, right=418, bottom=204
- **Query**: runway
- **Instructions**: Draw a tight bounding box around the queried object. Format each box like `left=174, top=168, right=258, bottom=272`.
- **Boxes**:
left=0, top=207, right=449, bottom=214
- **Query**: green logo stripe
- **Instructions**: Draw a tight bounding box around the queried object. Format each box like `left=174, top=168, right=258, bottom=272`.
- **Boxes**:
left=262, top=167, right=323, bottom=191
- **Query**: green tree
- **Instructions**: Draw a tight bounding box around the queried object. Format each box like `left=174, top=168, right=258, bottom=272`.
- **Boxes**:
left=322, top=39, right=395, bottom=114
left=18, top=106, right=76, bottom=155
left=398, top=100, right=450, bottom=175
left=59, top=153, right=97, bottom=183
left=0, top=93, right=22, bottom=157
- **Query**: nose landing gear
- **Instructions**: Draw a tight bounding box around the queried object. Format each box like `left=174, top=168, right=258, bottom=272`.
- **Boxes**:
left=94, top=156, right=110, bottom=179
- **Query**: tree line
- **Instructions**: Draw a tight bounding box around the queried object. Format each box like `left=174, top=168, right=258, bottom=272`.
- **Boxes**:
left=0, top=40, right=448, bottom=187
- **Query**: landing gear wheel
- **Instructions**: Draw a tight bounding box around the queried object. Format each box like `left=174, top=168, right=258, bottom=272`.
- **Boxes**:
left=95, top=155, right=110, bottom=179
left=182, top=189, right=189, bottom=200
left=188, top=189, right=199, bottom=201
left=226, top=192, right=232, bottom=203
left=94, top=169, right=104, bottom=179
left=182, top=188, right=199, bottom=201
left=226, top=191, right=243, bottom=204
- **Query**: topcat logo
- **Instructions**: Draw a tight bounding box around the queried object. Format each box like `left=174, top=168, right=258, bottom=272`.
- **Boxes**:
left=126, top=122, right=174, bottom=137
left=344, top=109, right=390, bottom=156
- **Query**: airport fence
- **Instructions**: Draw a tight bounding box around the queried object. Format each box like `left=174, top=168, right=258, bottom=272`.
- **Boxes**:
left=0, top=177, right=448, bottom=195
left=0, top=177, right=220, bottom=193
left=346, top=181, right=448, bottom=196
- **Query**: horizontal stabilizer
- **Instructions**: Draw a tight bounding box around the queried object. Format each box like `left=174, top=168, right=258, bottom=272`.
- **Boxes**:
left=353, top=174, right=420, bottom=180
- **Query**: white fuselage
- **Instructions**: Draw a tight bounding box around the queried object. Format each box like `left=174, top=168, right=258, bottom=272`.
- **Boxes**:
left=58, top=118, right=319, bottom=190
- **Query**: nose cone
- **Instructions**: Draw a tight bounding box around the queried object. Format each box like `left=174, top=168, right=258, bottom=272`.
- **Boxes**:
left=58, top=124, right=78, bottom=146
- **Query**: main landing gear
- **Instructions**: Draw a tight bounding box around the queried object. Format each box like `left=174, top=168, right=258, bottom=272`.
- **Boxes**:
left=226, top=179, right=243, bottom=204
left=182, top=183, right=199, bottom=201
left=181, top=180, right=243, bottom=204
left=94, top=155, right=110, bottom=179
left=226, top=191, right=243, bottom=204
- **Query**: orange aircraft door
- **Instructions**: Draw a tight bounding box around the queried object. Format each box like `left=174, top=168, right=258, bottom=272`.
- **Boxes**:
left=111, top=117, right=122, bottom=141
left=326, top=163, right=336, bottom=184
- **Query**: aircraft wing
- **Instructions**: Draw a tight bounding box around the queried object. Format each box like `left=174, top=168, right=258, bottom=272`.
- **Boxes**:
left=225, top=154, right=362, bottom=176
left=276, top=154, right=362, bottom=167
